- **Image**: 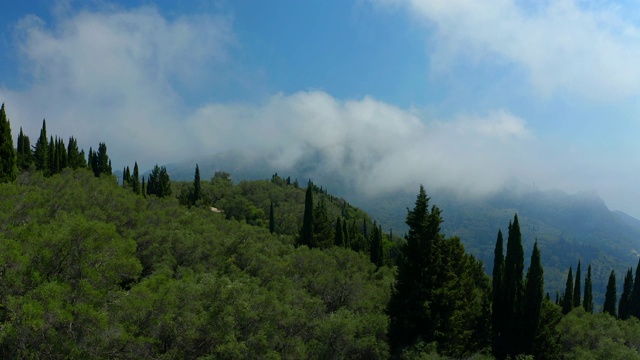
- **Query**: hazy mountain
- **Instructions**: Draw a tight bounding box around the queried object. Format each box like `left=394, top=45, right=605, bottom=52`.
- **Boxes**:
left=165, top=152, right=640, bottom=307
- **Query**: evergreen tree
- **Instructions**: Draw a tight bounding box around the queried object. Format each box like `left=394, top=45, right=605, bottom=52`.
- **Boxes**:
left=93, top=142, right=111, bottom=177
left=298, top=181, right=314, bottom=247
left=269, top=202, right=275, bottom=234
left=561, top=267, right=574, bottom=315
left=0, top=104, right=17, bottom=183
left=603, top=270, right=617, bottom=317
left=342, top=220, right=350, bottom=248
left=631, top=258, right=640, bottom=319
left=48, top=135, right=56, bottom=175
left=312, top=197, right=332, bottom=248
left=583, top=264, right=594, bottom=313
left=491, top=230, right=506, bottom=359
left=334, top=217, right=344, bottom=247
left=573, top=261, right=581, bottom=308
left=141, top=177, right=146, bottom=198
left=132, top=162, right=140, bottom=195
left=619, top=268, right=634, bottom=320
left=369, top=222, right=383, bottom=268
left=193, top=164, right=201, bottom=205
left=122, top=166, right=130, bottom=187
left=146, top=164, right=171, bottom=197
left=523, top=241, right=544, bottom=356
left=503, top=215, right=525, bottom=357
left=16, top=127, right=32, bottom=171
left=87, top=147, right=93, bottom=172
left=57, top=137, right=67, bottom=170
left=33, top=119, right=48, bottom=173
left=67, top=136, right=83, bottom=169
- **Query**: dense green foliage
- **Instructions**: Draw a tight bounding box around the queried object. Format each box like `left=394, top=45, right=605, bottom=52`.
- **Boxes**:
left=0, top=104, right=17, bottom=183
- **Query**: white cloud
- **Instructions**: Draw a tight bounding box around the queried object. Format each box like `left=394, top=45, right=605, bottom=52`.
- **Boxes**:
left=373, top=0, right=640, bottom=101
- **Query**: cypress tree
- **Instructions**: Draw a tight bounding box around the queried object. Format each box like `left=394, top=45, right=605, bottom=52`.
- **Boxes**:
left=298, top=181, right=314, bottom=247
left=312, top=197, right=332, bottom=248
left=573, top=261, right=581, bottom=308
left=561, top=267, right=574, bottom=315
left=67, top=136, right=82, bottom=169
left=57, top=137, right=67, bottom=170
left=48, top=135, right=56, bottom=175
left=369, top=222, right=383, bottom=267
left=193, top=164, right=201, bottom=205
left=16, top=127, right=32, bottom=171
left=342, top=220, right=350, bottom=248
left=503, top=214, right=524, bottom=357
left=603, top=270, right=617, bottom=317
left=269, top=202, right=275, bottom=234
left=523, top=241, right=544, bottom=355
left=619, top=268, right=634, bottom=320
left=132, top=162, right=141, bottom=195
left=583, top=264, right=594, bottom=313
left=334, top=217, right=344, bottom=247
left=491, top=230, right=506, bottom=359
left=141, top=177, right=146, bottom=198
left=159, top=166, right=171, bottom=196
left=0, top=104, right=17, bottom=183
left=87, top=147, right=93, bottom=171
left=630, top=258, right=640, bottom=319
left=34, top=119, right=48, bottom=173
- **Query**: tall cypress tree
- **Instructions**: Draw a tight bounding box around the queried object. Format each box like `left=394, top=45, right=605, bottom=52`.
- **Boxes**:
left=369, top=222, right=383, bottom=268
left=583, top=264, right=594, bottom=313
left=48, top=135, right=56, bottom=175
left=34, top=119, right=48, bottom=173
left=631, top=258, right=640, bottom=319
left=334, top=217, right=344, bottom=247
left=298, top=181, right=314, bottom=247
left=312, top=197, right=332, bottom=248
left=16, top=127, right=32, bottom=171
left=67, top=136, right=83, bottom=169
left=573, top=261, right=581, bottom=308
left=193, top=164, right=201, bottom=205
left=0, top=103, right=17, bottom=183
left=269, top=202, right=275, bottom=234
left=619, top=268, right=634, bottom=320
left=491, top=230, right=506, bottom=359
left=503, top=215, right=524, bottom=357
left=561, top=267, right=574, bottom=315
left=131, top=162, right=140, bottom=194
left=603, top=270, right=617, bottom=317
left=342, top=220, right=350, bottom=248
left=523, top=241, right=544, bottom=356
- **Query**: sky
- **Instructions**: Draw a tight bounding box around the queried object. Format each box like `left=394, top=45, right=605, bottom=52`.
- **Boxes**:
left=1, top=0, right=640, bottom=216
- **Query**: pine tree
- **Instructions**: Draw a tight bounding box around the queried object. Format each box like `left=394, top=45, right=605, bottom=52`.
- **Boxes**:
left=630, top=258, right=640, bottom=319
left=312, top=197, right=332, bottom=248
left=16, top=127, right=32, bottom=171
left=67, top=136, right=83, bottom=169
left=491, top=230, right=506, bottom=359
left=48, top=135, right=56, bottom=175
left=0, top=104, right=17, bottom=183
left=619, top=268, right=634, bottom=320
left=583, top=264, right=594, bottom=313
left=503, top=215, right=525, bottom=357
left=561, top=267, right=574, bottom=315
left=298, top=181, right=314, bottom=247
left=93, top=142, right=111, bottom=176
left=192, top=164, right=201, bottom=205
left=603, top=270, right=617, bottom=317
left=132, top=162, right=141, bottom=195
left=334, top=217, right=344, bottom=247
left=523, top=241, right=544, bottom=356
left=33, top=119, right=48, bottom=173
left=87, top=147, right=93, bottom=172
left=269, top=202, right=275, bottom=234
left=57, top=137, right=67, bottom=170
left=573, top=261, right=581, bottom=308
left=369, top=222, right=383, bottom=268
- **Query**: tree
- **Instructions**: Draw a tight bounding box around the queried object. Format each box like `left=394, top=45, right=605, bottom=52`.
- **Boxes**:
left=0, top=104, right=17, bottom=183
left=16, top=127, right=33, bottom=171
left=147, top=164, right=171, bottom=197
left=573, top=261, right=581, bottom=308
left=583, top=264, right=594, bottom=313
left=619, top=268, right=634, bottom=320
left=523, top=241, right=544, bottom=356
left=631, top=258, right=640, bottom=319
left=561, top=267, right=574, bottom=315
left=33, top=119, right=48, bottom=174
left=298, top=181, right=314, bottom=247
left=603, top=270, right=617, bottom=317
left=491, top=230, right=506, bottom=359
left=334, top=217, right=344, bottom=247
left=503, top=215, right=525, bottom=357
left=67, top=136, right=84, bottom=169
left=369, top=222, right=383, bottom=268
left=312, top=197, right=332, bottom=248
left=93, top=142, right=111, bottom=177
left=269, top=202, right=275, bottom=234
left=132, top=162, right=141, bottom=195
left=192, top=164, right=201, bottom=205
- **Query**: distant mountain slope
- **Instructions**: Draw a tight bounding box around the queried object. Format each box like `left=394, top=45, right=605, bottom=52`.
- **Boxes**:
left=165, top=152, right=640, bottom=308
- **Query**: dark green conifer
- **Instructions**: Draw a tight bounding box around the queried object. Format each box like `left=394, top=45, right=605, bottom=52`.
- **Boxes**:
left=523, top=241, right=544, bottom=356
left=561, top=267, right=574, bottom=315
left=573, top=261, right=581, bottom=308
left=0, top=104, right=17, bottom=183
left=141, top=177, right=146, bottom=198
left=603, top=270, right=617, bottom=317
left=57, top=137, right=67, bottom=170
left=33, top=119, right=48, bottom=173
left=16, top=127, right=32, bottom=171
left=132, top=162, right=140, bottom=194
left=192, top=164, right=201, bottom=205
left=619, top=268, right=634, bottom=320
left=312, top=197, right=332, bottom=248
left=342, top=220, right=350, bottom=248
left=369, top=222, right=383, bottom=267
left=67, top=136, right=83, bottom=169
left=298, top=181, right=314, bottom=247
left=583, top=264, right=594, bottom=313
left=503, top=215, right=524, bottom=357
left=630, top=258, right=640, bottom=318
left=334, top=217, right=343, bottom=247
left=48, top=135, right=57, bottom=175
left=491, top=230, right=506, bottom=359
left=269, top=202, right=275, bottom=234
left=147, top=164, right=171, bottom=197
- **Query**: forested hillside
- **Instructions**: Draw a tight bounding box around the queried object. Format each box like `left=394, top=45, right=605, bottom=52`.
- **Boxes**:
left=4, top=106, right=640, bottom=358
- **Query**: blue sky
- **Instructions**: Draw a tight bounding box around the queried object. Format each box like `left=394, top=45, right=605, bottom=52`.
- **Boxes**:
left=2, top=0, right=640, bottom=217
